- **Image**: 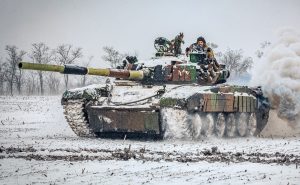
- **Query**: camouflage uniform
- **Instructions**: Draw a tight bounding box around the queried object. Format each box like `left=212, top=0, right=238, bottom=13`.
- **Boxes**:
left=205, top=47, right=215, bottom=59
left=187, top=37, right=220, bottom=84
left=171, top=33, right=184, bottom=56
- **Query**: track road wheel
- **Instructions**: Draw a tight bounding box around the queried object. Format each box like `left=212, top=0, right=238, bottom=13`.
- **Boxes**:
left=248, top=113, right=257, bottom=136
left=189, top=113, right=202, bottom=139
left=236, top=113, right=248, bottom=137
left=226, top=113, right=237, bottom=137
left=202, top=113, right=214, bottom=137
left=215, top=113, right=225, bottom=137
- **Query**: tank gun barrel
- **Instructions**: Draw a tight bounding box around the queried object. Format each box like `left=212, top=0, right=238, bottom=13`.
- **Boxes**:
left=18, top=62, right=144, bottom=80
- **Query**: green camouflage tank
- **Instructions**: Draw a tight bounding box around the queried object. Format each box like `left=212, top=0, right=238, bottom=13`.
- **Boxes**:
left=18, top=37, right=270, bottom=139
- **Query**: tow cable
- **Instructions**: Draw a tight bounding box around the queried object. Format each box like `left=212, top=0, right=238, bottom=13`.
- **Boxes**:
left=111, top=85, right=166, bottom=106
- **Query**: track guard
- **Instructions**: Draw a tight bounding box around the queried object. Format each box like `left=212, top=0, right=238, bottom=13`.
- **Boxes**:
left=87, top=106, right=161, bottom=138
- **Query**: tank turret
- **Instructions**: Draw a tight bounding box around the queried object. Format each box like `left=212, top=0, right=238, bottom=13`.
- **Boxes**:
left=19, top=60, right=229, bottom=85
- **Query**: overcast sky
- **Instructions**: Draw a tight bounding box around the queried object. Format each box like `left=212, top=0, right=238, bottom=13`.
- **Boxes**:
left=0, top=0, right=299, bottom=66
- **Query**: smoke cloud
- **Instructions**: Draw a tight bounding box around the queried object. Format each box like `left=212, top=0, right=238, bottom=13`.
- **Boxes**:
left=251, top=28, right=300, bottom=136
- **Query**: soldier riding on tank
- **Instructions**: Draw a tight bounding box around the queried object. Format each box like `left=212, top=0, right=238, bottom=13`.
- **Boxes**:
left=154, top=33, right=185, bottom=56
left=186, top=36, right=222, bottom=84
left=186, top=36, right=214, bottom=58
left=170, top=32, right=185, bottom=56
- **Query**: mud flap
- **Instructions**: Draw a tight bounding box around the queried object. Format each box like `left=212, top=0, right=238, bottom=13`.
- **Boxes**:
left=86, top=106, right=161, bottom=136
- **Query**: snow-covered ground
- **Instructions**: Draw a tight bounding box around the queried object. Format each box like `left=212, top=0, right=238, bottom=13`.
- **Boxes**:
left=0, top=96, right=300, bottom=185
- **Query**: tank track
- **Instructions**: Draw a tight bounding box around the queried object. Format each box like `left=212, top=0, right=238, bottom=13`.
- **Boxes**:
left=62, top=99, right=96, bottom=137
left=197, top=112, right=262, bottom=138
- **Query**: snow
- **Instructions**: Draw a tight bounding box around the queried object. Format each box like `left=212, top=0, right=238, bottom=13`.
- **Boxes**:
left=0, top=96, right=300, bottom=184
left=67, top=84, right=107, bottom=93
left=1, top=159, right=299, bottom=185
left=139, top=56, right=185, bottom=67
left=110, top=85, right=161, bottom=104
left=162, top=85, right=209, bottom=99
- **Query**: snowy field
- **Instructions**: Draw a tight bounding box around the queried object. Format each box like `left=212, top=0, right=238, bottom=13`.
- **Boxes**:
left=0, top=96, right=300, bottom=185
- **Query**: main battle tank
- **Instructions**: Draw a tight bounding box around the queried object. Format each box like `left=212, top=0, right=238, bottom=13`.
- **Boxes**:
left=18, top=40, right=270, bottom=139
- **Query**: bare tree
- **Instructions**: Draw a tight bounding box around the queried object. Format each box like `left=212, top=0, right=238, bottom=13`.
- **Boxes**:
left=29, top=43, right=53, bottom=95
left=219, top=49, right=253, bottom=76
left=46, top=72, right=61, bottom=95
left=55, top=44, right=82, bottom=89
left=4, top=45, right=26, bottom=95
left=102, top=46, right=125, bottom=68
left=0, top=57, right=5, bottom=95
left=24, top=72, right=38, bottom=95
left=237, top=57, right=253, bottom=74
left=207, top=42, right=218, bottom=49
left=255, top=41, right=271, bottom=58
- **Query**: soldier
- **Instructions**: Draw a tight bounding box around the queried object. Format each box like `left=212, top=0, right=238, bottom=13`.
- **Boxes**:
left=186, top=36, right=221, bottom=83
left=171, top=32, right=184, bottom=56
left=120, top=56, right=141, bottom=70
left=186, top=36, right=214, bottom=59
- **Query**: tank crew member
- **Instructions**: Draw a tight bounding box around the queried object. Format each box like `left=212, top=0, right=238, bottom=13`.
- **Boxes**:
left=186, top=36, right=214, bottom=59
left=117, top=56, right=140, bottom=70
left=186, top=36, right=221, bottom=83
left=171, top=32, right=185, bottom=56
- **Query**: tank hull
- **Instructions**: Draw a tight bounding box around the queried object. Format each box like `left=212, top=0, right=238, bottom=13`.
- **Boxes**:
left=61, top=82, right=270, bottom=139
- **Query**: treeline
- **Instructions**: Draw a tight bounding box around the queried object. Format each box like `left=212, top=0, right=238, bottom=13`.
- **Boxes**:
left=0, top=43, right=105, bottom=96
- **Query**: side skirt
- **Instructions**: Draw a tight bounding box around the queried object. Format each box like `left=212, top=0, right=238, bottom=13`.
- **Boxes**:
left=87, top=106, right=163, bottom=139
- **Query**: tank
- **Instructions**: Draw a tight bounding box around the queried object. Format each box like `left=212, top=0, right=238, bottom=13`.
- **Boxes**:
left=18, top=42, right=270, bottom=139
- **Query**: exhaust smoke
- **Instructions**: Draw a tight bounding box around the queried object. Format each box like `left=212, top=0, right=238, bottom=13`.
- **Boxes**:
left=251, top=28, right=300, bottom=136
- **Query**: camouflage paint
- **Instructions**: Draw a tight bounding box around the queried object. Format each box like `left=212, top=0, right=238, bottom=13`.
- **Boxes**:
left=87, top=107, right=160, bottom=134
left=202, top=93, right=235, bottom=112
left=189, top=53, right=202, bottom=63
left=144, top=112, right=160, bottom=132
left=87, top=68, right=110, bottom=76
left=19, top=62, right=64, bottom=73
left=171, top=65, right=196, bottom=82
left=129, top=71, right=144, bottom=80
left=159, top=98, right=179, bottom=107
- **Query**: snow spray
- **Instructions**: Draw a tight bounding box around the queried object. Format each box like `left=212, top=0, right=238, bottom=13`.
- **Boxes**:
left=251, top=28, right=300, bottom=136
